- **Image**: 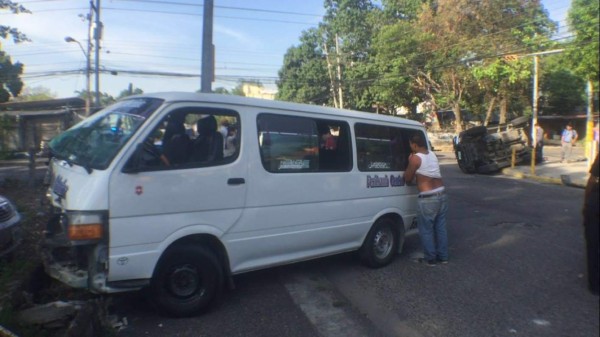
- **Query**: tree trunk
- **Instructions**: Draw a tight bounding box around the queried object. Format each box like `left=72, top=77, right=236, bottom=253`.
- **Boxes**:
left=323, top=42, right=339, bottom=108
left=499, top=96, right=508, bottom=124
left=453, top=101, right=463, bottom=133
left=335, top=34, right=344, bottom=109
left=484, top=96, right=496, bottom=126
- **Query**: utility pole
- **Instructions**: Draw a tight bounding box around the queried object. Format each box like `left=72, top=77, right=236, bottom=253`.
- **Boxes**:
left=85, top=2, right=93, bottom=115
left=201, top=0, right=214, bottom=93
left=531, top=55, right=539, bottom=174
left=585, top=80, right=595, bottom=167
left=523, top=49, right=564, bottom=174
left=93, top=0, right=102, bottom=108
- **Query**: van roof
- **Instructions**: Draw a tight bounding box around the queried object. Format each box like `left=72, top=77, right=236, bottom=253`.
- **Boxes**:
left=127, top=92, right=423, bottom=127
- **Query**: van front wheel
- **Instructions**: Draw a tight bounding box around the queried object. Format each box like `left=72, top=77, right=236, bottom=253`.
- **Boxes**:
left=359, top=218, right=399, bottom=268
left=151, top=245, right=223, bottom=317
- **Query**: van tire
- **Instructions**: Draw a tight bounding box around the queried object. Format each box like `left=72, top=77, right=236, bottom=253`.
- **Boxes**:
left=359, top=218, right=399, bottom=268
left=151, top=245, right=223, bottom=317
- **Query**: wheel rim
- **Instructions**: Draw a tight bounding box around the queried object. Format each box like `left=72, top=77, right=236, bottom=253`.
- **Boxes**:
left=167, top=264, right=205, bottom=298
left=373, top=226, right=393, bottom=259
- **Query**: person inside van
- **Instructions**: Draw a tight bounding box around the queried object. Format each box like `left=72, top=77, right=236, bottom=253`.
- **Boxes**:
left=190, top=115, right=224, bottom=163
left=163, top=113, right=191, bottom=165
left=224, top=125, right=238, bottom=157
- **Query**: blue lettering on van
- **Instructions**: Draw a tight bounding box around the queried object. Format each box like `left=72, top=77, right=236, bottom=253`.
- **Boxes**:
left=52, top=175, right=69, bottom=200
left=390, top=175, right=405, bottom=186
left=367, top=175, right=389, bottom=188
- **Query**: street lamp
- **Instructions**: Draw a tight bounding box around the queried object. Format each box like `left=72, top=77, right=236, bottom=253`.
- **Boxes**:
left=65, top=36, right=91, bottom=116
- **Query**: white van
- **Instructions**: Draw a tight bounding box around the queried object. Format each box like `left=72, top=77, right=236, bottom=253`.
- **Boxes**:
left=43, top=92, right=427, bottom=316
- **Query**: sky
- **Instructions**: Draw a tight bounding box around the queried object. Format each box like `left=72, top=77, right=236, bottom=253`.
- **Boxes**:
left=1, top=0, right=573, bottom=99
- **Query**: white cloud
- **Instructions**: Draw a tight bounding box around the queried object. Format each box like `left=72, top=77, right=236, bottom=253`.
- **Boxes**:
left=214, top=24, right=261, bottom=48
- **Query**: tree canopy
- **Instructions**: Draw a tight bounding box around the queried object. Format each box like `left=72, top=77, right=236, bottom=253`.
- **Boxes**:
left=276, top=0, right=596, bottom=133
left=1, top=0, right=29, bottom=103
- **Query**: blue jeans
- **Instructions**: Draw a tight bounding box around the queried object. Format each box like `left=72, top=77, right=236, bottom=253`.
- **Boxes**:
left=417, top=194, right=449, bottom=261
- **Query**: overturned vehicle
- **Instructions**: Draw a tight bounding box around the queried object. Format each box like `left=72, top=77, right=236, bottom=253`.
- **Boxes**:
left=453, top=117, right=532, bottom=174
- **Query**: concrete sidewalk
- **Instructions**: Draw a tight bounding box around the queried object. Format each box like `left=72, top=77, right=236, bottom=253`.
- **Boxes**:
left=501, top=145, right=592, bottom=189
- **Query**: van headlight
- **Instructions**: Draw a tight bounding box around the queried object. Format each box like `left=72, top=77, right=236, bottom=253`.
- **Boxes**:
left=66, top=211, right=107, bottom=242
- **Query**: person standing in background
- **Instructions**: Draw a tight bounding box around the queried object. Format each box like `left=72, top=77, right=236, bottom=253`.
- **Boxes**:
left=535, top=123, right=544, bottom=162
left=561, top=123, right=578, bottom=163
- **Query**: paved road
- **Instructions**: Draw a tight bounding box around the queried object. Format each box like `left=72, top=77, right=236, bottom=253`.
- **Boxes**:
left=113, top=154, right=598, bottom=337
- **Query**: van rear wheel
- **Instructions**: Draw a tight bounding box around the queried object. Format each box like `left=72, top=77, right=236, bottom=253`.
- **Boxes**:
left=151, top=245, right=223, bottom=317
left=359, top=218, right=399, bottom=268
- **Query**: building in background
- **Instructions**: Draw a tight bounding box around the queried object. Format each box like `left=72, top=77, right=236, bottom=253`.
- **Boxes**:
left=0, top=98, right=84, bottom=153
left=242, top=83, right=276, bottom=100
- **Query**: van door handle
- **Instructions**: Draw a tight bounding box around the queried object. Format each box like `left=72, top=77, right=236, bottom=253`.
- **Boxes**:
left=227, top=178, right=245, bottom=185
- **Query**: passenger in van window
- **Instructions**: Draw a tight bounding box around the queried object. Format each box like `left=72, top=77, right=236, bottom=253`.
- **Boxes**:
left=219, top=120, right=230, bottom=139
left=190, top=115, right=224, bottom=163
left=403, top=134, right=448, bottom=267
left=224, top=125, right=238, bottom=157
left=163, top=114, right=186, bottom=149
left=321, top=130, right=337, bottom=150
left=162, top=114, right=191, bottom=165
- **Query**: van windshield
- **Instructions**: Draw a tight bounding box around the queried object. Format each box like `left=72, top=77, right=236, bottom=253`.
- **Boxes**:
left=49, top=98, right=164, bottom=171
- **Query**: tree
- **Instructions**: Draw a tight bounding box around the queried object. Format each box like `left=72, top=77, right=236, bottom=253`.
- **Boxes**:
left=564, top=0, right=599, bottom=117
left=116, top=83, right=143, bottom=100
left=413, top=0, right=554, bottom=132
left=413, top=0, right=482, bottom=132
left=0, top=50, right=24, bottom=102
left=75, top=90, right=115, bottom=107
left=1, top=0, right=30, bottom=103
left=565, top=0, right=599, bottom=85
left=369, top=0, right=427, bottom=115
left=212, top=87, right=230, bottom=95
left=230, top=81, right=250, bottom=96
left=13, top=86, right=56, bottom=101
left=469, top=0, right=555, bottom=124
left=320, top=0, right=378, bottom=110
left=541, top=57, right=586, bottom=115
left=0, top=0, right=30, bottom=43
left=277, top=28, right=330, bottom=105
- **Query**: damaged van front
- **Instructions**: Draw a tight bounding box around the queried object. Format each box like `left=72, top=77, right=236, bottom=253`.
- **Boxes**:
left=43, top=97, right=163, bottom=293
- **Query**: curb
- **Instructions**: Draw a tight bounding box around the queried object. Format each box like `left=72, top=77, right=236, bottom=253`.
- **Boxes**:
left=501, top=168, right=586, bottom=189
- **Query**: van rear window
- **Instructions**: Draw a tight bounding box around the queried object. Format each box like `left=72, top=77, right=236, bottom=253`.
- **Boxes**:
left=355, top=123, right=420, bottom=172
left=257, top=114, right=352, bottom=173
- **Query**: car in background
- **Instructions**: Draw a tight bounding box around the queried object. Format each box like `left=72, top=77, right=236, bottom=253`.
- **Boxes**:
left=453, top=117, right=532, bottom=174
left=0, top=195, right=23, bottom=259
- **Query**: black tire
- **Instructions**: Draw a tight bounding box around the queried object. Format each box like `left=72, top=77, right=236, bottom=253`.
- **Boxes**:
left=509, top=116, right=528, bottom=127
left=359, top=217, right=399, bottom=268
left=151, top=245, right=223, bottom=317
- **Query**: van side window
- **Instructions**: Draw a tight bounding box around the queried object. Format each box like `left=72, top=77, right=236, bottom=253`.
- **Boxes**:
left=136, top=108, right=240, bottom=171
left=257, top=114, right=352, bottom=173
left=355, top=123, right=418, bottom=172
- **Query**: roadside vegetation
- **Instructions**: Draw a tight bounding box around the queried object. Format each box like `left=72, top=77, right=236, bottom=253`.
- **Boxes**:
left=276, top=0, right=598, bottom=133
